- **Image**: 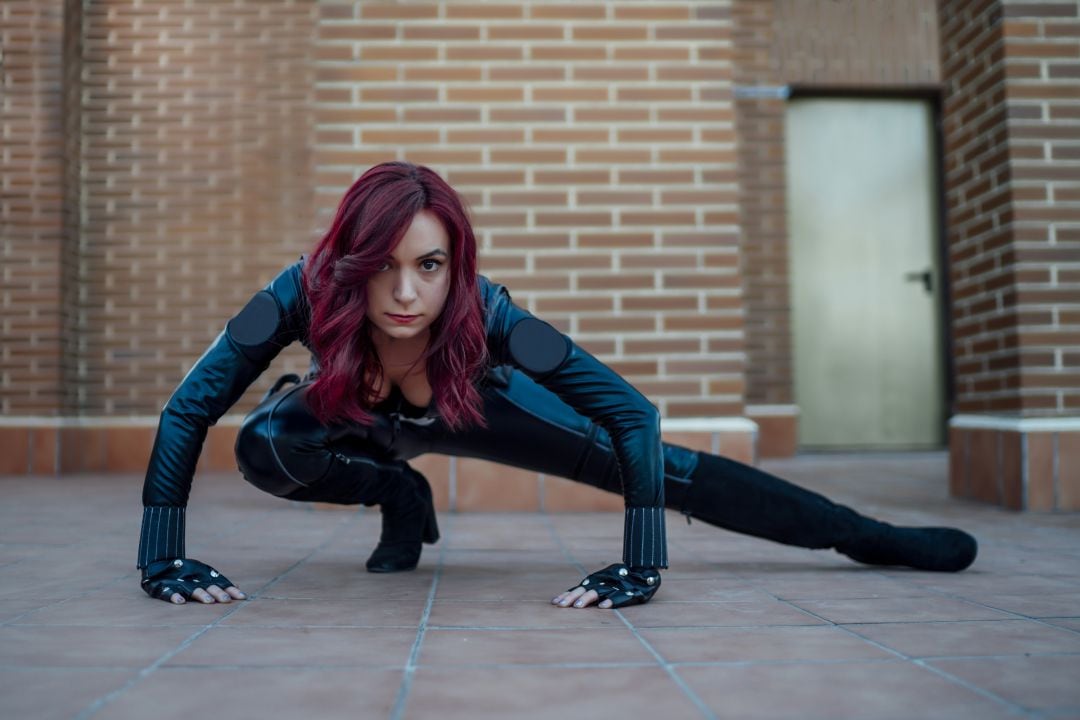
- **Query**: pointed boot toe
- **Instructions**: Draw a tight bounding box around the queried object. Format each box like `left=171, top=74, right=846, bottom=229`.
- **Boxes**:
left=838, top=525, right=978, bottom=572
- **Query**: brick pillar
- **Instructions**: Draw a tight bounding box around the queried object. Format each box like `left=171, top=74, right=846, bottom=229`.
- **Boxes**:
left=940, top=0, right=1080, bottom=509
left=0, top=2, right=67, bottom=473
left=732, top=0, right=796, bottom=458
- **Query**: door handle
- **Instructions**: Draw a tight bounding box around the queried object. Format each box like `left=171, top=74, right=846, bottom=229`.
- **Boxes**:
left=904, top=269, right=933, bottom=293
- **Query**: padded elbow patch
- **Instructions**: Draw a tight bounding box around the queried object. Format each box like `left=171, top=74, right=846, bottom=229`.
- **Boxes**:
left=507, top=317, right=570, bottom=376
left=227, top=290, right=281, bottom=348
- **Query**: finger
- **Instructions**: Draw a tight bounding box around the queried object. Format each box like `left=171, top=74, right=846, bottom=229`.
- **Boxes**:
left=170, top=592, right=186, bottom=605
left=191, top=587, right=214, bottom=604
left=206, top=585, right=231, bottom=603
left=598, top=598, right=613, bottom=609
left=225, top=586, right=246, bottom=600
left=572, top=590, right=599, bottom=608
left=557, top=586, right=587, bottom=607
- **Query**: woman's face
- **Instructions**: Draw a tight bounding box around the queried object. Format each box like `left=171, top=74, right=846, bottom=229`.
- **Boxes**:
left=365, top=209, right=452, bottom=345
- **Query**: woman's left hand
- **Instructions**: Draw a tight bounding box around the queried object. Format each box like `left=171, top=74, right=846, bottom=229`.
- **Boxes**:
left=551, top=563, right=662, bottom=609
left=552, top=585, right=613, bottom=609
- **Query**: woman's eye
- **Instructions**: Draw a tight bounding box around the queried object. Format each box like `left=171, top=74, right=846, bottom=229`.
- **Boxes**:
left=421, top=259, right=443, bottom=271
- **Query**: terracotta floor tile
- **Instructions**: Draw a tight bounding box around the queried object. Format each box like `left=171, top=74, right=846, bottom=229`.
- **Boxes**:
left=16, top=593, right=240, bottom=626
left=0, top=626, right=195, bottom=667
left=639, top=625, right=892, bottom=663
left=1, top=669, right=136, bottom=719
left=0, top=598, right=57, bottom=623
left=266, top=562, right=437, bottom=599
left=427, top=600, right=623, bottom=629
left=627, top=600, right=825, bottom=628
left=435, top=569, right=575, bottom=602
left=637, top=579, right=775, bottom=603
left=164, top=626, right=417, bottom=668
left=0, top=557, right=130, bottom=600
left=846, top=619, right=1080, bottom=658
left=901, top=571, right=1080, bottom=596
left=791, top=596, right=1013, bottom=624
left=403, top=666, right=702, bottom=719
left=95, top=668, right=402, bottom=720
left=972, top=592, right=1080, bottom=618
left=929, top=655, right=1080, bottom=712
left=1045, top=618, right=1080, bottom=632
left=678, top=662, right=1021, bottom=720
left=419, top=628, right=651, bottom=666
left=4, top=453, right=1079, bottom=718
left=747, top=569, right=935, bottom=601
left=219, top=597, right=427, bottom=627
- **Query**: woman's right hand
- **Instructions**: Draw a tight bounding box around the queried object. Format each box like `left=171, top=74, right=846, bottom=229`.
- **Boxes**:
left=140, top=558, right=247, bottom=605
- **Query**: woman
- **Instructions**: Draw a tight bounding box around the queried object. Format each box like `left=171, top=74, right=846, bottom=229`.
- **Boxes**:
left=137, top=161, right=978, bottom=608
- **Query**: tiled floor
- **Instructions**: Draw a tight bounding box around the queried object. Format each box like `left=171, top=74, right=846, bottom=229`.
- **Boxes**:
left=3, top=451, right=1080, bottom=719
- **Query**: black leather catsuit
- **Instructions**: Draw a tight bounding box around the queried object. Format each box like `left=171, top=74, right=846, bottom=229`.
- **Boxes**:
left=136, top=256, right=980, bottom=602
left=137, top=256, right=697, bottom=583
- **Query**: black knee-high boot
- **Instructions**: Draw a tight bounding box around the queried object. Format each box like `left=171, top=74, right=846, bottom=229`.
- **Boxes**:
left=670, top=452, right=977, bottom=572
left=363, top=466, right=440, bottom=573
left=283, top=460, right=439, bottom=573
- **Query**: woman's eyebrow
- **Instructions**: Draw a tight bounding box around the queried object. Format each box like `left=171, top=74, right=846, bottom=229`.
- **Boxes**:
left=416, top=249, right=448, bottom=260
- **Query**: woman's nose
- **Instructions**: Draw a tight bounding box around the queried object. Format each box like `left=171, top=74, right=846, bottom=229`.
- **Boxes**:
left=394, top=271, right=419, bottom=303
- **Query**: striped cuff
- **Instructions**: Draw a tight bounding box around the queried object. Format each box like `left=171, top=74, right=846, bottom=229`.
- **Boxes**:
left=137, top=506, right=186, bottom=569
left=622, top=505, right=668, bottom=569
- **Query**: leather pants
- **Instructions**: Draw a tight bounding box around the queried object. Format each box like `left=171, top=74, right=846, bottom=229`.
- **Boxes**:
left=234, top=366, right=978, bottom=571
left=234, top=366, right=703, bottom=512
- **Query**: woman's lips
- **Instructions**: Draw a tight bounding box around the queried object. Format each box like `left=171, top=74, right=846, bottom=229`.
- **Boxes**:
left=387, top=313, right=418, bottom=324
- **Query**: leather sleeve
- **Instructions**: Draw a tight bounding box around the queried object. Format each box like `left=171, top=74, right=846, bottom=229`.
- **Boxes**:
left=141, top=259, right=309, bottom=510
left=479, top=275, right=668, bottom=568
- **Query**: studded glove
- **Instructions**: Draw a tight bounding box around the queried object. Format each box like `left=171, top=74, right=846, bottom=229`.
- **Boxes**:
left=570, top=563, right=661, bottom=608
left=140, top=558, right=235, bottom=601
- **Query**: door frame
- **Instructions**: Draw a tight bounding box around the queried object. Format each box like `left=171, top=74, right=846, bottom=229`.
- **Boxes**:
left=784, top=85, right=955, bottom=445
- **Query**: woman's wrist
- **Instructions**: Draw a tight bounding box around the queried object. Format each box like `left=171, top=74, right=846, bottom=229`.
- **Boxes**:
left=622, top=505, right=669, bottom=570
left=137, top=506, right=186, bottom=569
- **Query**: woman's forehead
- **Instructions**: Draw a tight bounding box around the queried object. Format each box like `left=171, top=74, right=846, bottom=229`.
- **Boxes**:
left=391, top=211, right=449, bottom=256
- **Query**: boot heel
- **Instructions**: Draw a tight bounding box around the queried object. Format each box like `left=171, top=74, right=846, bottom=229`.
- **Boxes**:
left=422, top=505, right=439, bottom=544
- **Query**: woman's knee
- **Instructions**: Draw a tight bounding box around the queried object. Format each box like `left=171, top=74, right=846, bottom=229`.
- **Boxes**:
left=235, top=382, right=332, bottom=497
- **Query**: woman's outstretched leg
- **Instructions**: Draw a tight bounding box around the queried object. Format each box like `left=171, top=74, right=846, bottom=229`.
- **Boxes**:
left=668, top=451, right=977, bottom=572
left=235, top=379, right=439, bottom=572
left=430, top=369, right=976, bottom=572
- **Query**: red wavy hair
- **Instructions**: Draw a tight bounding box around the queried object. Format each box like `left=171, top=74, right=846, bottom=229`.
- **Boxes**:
left=301, top=161, right=488, bottom=432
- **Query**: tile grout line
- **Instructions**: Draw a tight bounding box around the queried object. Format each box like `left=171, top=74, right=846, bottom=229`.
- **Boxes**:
left=388, top=512, right=453, bottom=720
left=737, top=569, right=1035, bottom=717
left=3, top=505, right=292, bottom=628
left=673, top=513, right=1037, bottom=717
left=880, top=572, right=1080, bottom=638
left=541, top=512, right=718, bottom=720
left=73, top=510, right=362, bottom=720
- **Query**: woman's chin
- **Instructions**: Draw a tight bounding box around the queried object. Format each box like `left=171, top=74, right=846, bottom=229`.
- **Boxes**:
left=373, top=323, right=428, bottom=342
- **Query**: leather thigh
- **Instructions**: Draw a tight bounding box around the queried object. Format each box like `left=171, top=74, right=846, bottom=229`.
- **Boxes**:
left=235, top=368, right=701, bottom=507
left=397, top=368, right=701, bottom=505
left=235, top=380, right=408, bottom=502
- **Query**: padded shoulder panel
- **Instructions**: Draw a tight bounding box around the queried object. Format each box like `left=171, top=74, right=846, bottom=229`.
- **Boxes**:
left=507, top=317, right=570, bottom=376
left=227, top=290, right=281, bottom=347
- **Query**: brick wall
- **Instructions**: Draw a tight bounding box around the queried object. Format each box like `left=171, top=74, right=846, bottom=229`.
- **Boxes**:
left=941, top=0, right=1080, bottom=510
left=1, top=1, right=66, bottom=416
left=772, top=0, right=940, bottom=86
left=2, top=1, right=758, bottom=491
left=999, top=0, right=1080, bottom=414
left=73, top=0, right=319, bottom=416
left=61, top=0, right=82, bottom=417
left=313, top=1, right=744, bottom=419
left=940, top=0, right=1080, bottom=414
